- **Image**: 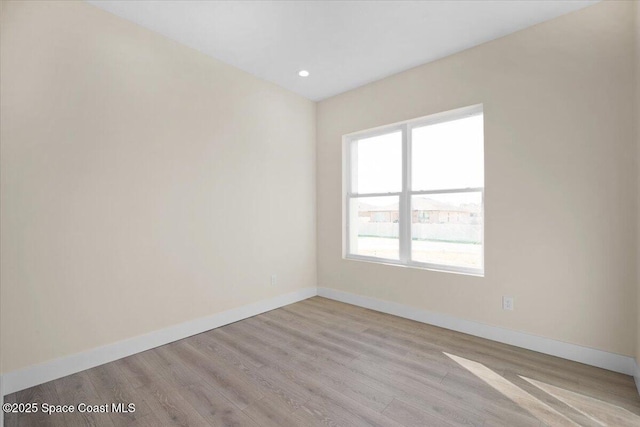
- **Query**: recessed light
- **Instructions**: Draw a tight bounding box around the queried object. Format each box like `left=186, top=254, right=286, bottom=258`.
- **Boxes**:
left=298, top=70, right=310, bottom=77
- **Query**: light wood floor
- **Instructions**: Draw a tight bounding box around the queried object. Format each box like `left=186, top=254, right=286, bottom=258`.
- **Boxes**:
left=5, top=297, right=640, bottom=426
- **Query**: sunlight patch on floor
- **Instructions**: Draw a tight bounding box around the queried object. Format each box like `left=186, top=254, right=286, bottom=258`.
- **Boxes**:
left=443, top=352, right=579, bottom=426
left=521, top=375, right=640, bottom=427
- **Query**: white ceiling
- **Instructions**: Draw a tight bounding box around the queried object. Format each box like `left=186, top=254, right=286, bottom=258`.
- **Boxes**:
left=87, top=0, right=599, bottom=101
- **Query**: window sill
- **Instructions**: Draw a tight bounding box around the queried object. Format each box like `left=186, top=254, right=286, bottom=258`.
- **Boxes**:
left=343, top=255, right=484, bottom=277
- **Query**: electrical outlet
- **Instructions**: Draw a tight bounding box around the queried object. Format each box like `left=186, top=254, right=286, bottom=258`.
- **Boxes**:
left=271, top=274, right=277, bottom=286
left=502, top=296, right=514, bottom=311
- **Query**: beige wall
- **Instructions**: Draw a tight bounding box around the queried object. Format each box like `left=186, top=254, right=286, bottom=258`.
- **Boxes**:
left=0, top=0, right=316, bottom=373
left=318, top=0, right=636, bottom=356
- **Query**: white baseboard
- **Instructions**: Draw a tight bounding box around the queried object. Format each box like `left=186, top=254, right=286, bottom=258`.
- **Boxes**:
left=635, top=359, right=640, bottom=397
left=1, top=287, right=317, bottom=396
left=317, top=287, right=636, bottom=377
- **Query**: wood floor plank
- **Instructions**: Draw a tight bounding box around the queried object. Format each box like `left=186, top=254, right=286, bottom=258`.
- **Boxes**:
left=245, top=348, right=404, bottom=427
left=117, top=414, right=167, bottom=427
left=235, top=316, right=298, bottom=346
left=175, top=381, right=260, bottom=427
left=53, top=372, right=115, bottom=427
left=297, top=386, right=405, bottom=427
left=282, top=303, right=370, bottom=333
left=185, top=339, right=309, bottom=413
left=383, top=398, right=457, bottom=427
left=4, top=391, right=19, bottom=427
left=5, top=296, right=640, bottom=427
left=301, top=298, right=423, bottom=333
left=189, top=330, right=264, bottom=372
left=503, top=373, right=607, bottom=427
left=204, top=328, right=268, bottom=368
left=357, top=308, right=635, bottom=402
left=112, top=354, right=158, bottom=390
left=257, top=314, right=361, bottom=361
left=165, top=340, right=264, bottom=410
left=243, top=395, right=318, bottom=427
left=128, top=343, right=257, bottom=426
left=13, top=382, right=67, bottom=427
left=135, top=374, right=210, bottom=426
left=85, top=363, right=150, bottom=427
left=438, top=370, right=544, bottom=427
left=272, top=349, right=390, bottom=407
left=217, top=323, right=298, bottom=364
left=348, top=356, right=489, bottom=427
left=258, top=306, right=327, bottom=334
left=304, top=364, right=394, bottom=412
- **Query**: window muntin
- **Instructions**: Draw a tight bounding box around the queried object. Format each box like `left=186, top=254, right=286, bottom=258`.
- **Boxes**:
left=344, top=105, right=484, bottom=276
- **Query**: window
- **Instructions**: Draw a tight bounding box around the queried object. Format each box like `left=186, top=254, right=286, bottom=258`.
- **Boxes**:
left=343, top=104, right=484, bottom=275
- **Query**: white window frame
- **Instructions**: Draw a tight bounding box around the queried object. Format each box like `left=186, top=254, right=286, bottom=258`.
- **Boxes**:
left=342, top=104, right=484, bottom=276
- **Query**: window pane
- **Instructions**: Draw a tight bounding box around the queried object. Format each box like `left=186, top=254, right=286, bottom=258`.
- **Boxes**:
left=412, top=114, right=483, bottom=191
left=349, top=196, right=399, bottom=260
left=352, top=131, right=401, bottom=194
left=411, top=192, right=482, bottom=269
